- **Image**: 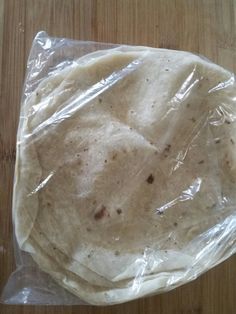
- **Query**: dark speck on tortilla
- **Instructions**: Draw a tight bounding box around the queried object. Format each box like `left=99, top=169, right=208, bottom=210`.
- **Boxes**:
left=94, top=205, right=107, bottom=220
left=146, top=174, right=154, bottom=184
left=198, top=160, right=204, bottom=164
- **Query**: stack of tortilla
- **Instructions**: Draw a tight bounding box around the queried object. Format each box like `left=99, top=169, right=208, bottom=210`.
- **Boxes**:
left=13, top=46, right=236, bottom=304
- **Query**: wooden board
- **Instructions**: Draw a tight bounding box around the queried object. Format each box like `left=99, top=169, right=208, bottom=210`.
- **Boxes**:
left=1, top=0, right=236, bottom=313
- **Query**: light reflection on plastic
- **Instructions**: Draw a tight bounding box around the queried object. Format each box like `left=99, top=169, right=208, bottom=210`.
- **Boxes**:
left=21, top=287, right=31, bottom=304
left=26, top=58, right=144, bottom=139
left=170, top=67, right=199, bottom=105
left=172, top=113, right=209, bottom=173
left=156, top=178, right=202, bottom=214
left=27, top=172, right=54, bottom=196
left=208, top=75, right=235, bottom=94
left=131, top=256, right=148, bottom=293
left=45, top=38, right=52, bottom=49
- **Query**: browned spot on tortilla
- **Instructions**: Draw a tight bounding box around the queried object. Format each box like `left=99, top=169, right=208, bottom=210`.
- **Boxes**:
left=198, top=160, right=204, bottom=164
left=173, top=222, right=178, bottom=227
left=146, top=174, right=154, bottom=184
left=164, top=144, right=171, bottom=152
left=230, top=138, right=235, bottom=144
left=112, top=153, right=118, bottom=160
left=116, top=208, right=122, bottom=215
left=94, top=205, right=108, bottom=220
left=86, top=227, right=92, bottom=232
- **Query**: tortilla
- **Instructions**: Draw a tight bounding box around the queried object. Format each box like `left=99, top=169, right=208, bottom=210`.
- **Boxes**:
left=13, top=46, right=236, bottom=304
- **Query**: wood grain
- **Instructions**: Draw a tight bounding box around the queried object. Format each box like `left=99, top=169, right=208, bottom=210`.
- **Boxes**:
left=1, top=0, right=236, bottom=313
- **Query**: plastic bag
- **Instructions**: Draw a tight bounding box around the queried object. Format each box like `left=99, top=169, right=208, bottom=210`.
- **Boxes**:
left=1, top=31, right=236, bottom=305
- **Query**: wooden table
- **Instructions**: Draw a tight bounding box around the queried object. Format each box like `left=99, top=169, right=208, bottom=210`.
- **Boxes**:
left=1, top=1, right=236, bottom=313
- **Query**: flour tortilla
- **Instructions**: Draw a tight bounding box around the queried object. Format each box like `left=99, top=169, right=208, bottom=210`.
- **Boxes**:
left=27, top=236, right=194, bottom=305
left=23, top=213, right=236, bottom=305
left=14, top=46, right=236, bottom=304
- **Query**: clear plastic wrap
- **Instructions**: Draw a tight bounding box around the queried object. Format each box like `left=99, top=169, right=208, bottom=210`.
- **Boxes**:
left=1, top=31, right=236, bottom=305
